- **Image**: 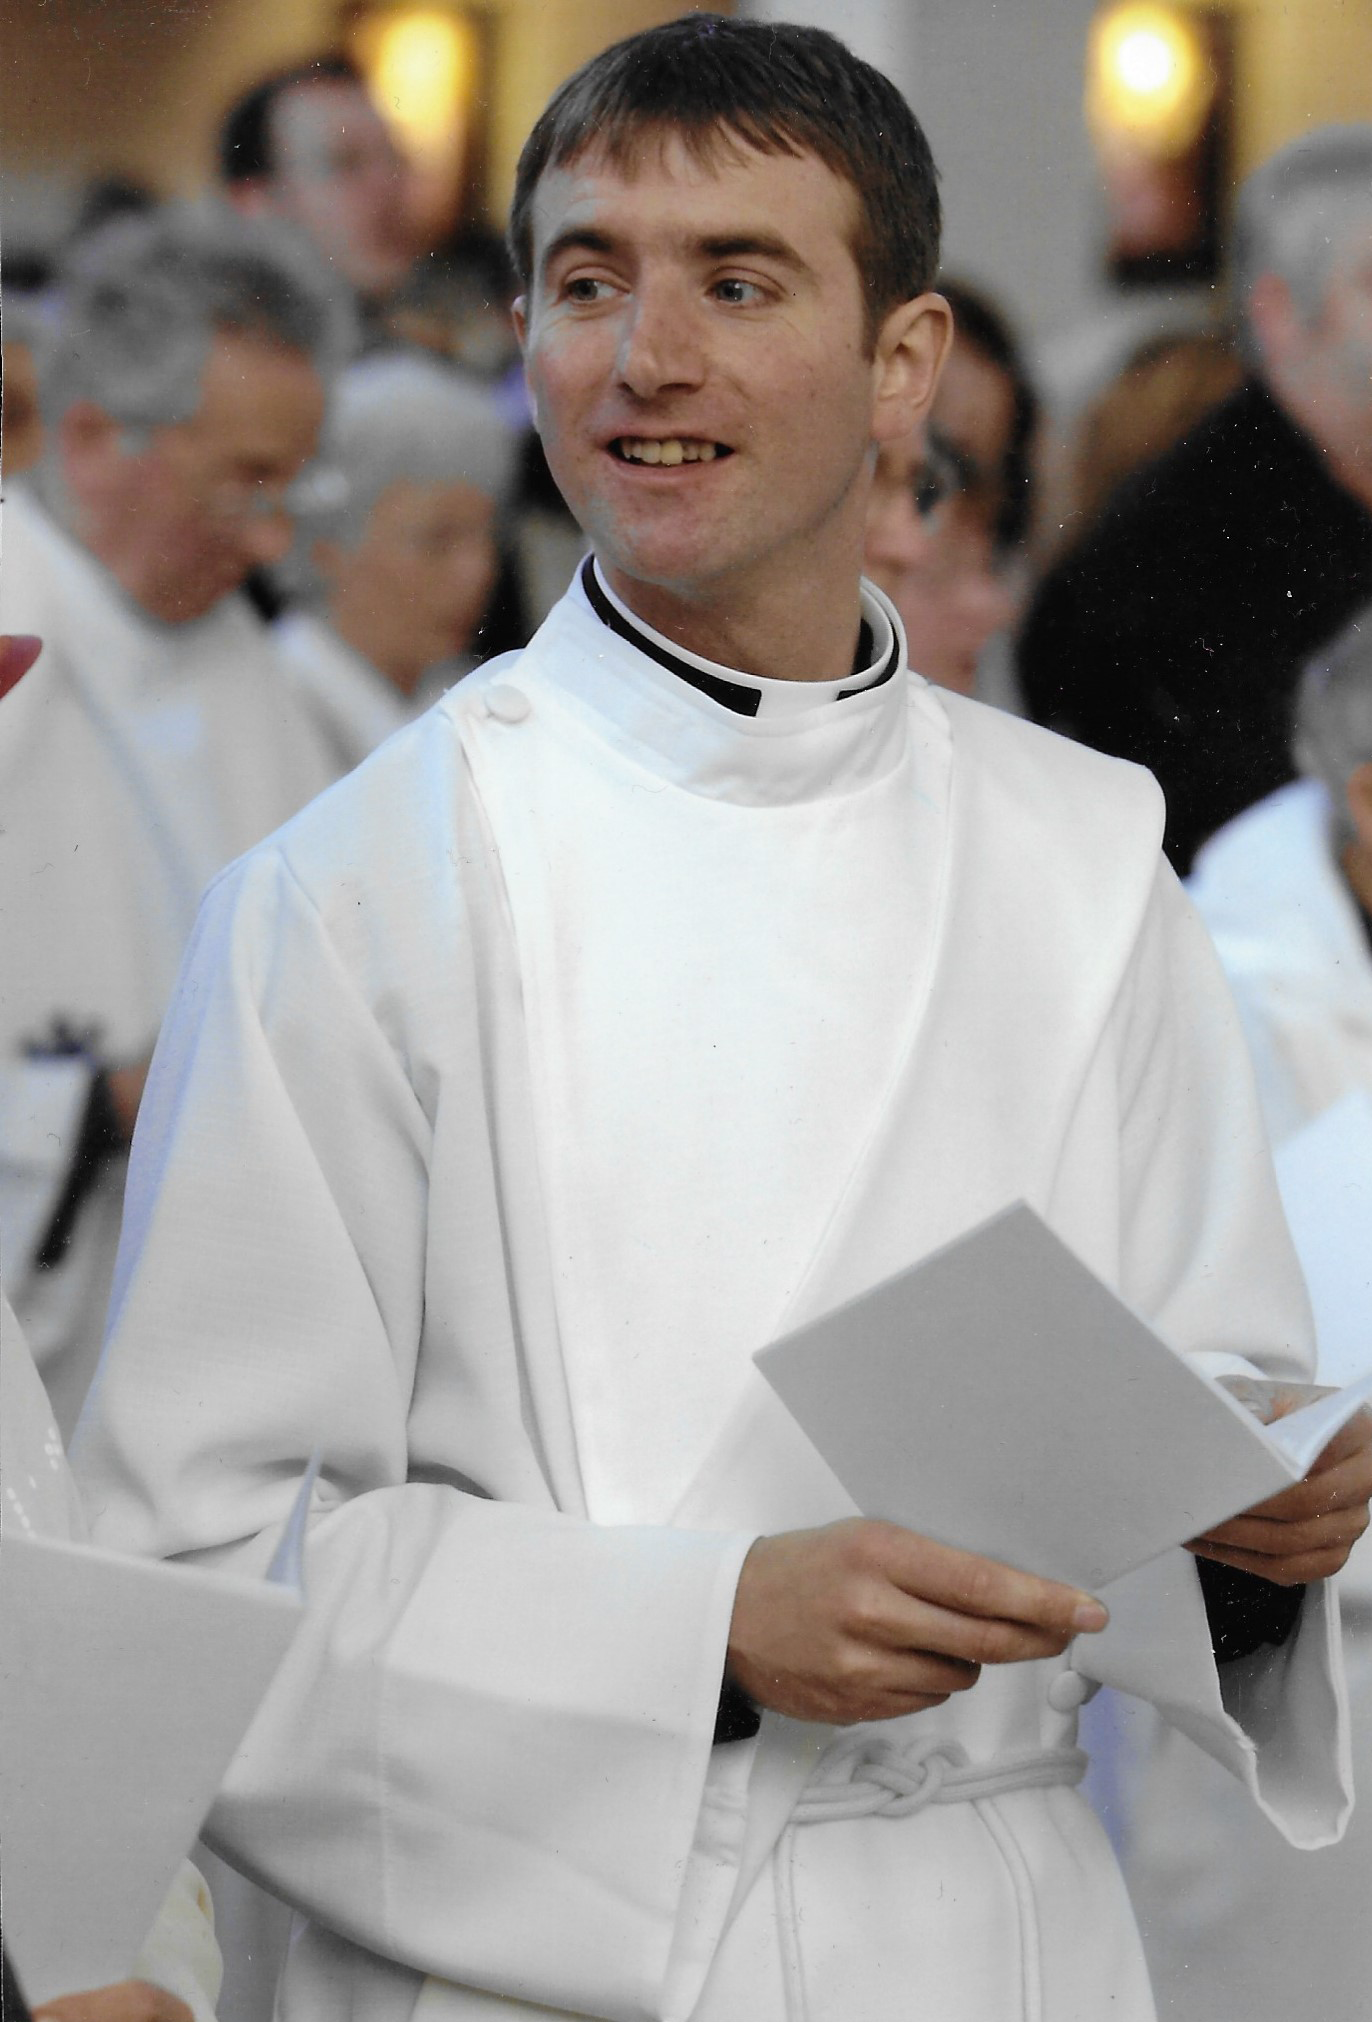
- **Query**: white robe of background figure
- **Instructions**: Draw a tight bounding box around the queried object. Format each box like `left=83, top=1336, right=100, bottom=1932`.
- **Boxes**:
left=1126, top=610, right=1372, bottom=2022
left=0, top=204, right=348, bottom=1440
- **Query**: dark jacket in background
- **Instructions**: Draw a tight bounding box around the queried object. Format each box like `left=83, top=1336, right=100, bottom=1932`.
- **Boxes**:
left=1018, top=380, right=1372, bottom=872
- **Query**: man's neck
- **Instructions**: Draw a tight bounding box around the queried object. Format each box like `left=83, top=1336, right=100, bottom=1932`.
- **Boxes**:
left=1264, top=368, right=1372, bottom=516
left=599, top=558, right=867, bottom=684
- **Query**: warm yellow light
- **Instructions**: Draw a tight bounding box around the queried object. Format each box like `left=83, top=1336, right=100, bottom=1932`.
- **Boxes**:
left=1087, top=3, right=1215, bottom=158
left=358, top=10, right=477, bottom=168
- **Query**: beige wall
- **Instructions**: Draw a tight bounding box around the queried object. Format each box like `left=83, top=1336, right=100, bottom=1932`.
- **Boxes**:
left=1219, top=0, right=1372, bottom=178
left=0, top=0, right=707, bottom=239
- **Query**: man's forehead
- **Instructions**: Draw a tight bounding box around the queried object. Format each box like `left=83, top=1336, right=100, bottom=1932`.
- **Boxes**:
left=528, top=130, right=857, bottom=260
left=273, top=81, right=384, bottom=168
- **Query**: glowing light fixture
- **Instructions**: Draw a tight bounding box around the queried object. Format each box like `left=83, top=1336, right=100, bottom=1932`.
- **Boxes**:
left=354, top=8, right=478, bottom=171
left=1086, top=3, right=1215, bottom=159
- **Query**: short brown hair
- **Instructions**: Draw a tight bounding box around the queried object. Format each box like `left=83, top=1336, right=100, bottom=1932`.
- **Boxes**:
left=509, top=14, right=940, bottom=344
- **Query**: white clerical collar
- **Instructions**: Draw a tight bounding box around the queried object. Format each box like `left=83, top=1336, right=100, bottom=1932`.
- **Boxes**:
left=583, top=557, right=900, bottom=720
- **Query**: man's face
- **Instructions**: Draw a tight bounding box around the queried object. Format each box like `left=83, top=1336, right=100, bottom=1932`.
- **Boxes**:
left=67, top=330, right=326, bottom=624
left=268, top=82, right=415, bottom=300
left=319, top=477, right=499, bottom=690
left=516, top=134, right=914, bottom=620
left=1296, top=220, right=1372, bottom=466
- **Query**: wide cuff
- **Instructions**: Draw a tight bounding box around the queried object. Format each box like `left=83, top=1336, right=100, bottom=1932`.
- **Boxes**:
left=1077, top=1546, right=1352, bottom=1848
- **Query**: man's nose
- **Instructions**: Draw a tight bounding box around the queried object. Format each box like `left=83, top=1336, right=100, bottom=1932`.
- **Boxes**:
left=240, top=504, right=296, bottom=571
left=615, top=287, right=705, bottom=399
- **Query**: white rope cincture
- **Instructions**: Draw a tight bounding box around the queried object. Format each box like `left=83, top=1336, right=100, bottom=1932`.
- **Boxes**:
left=773, top=1736, right=1088, bottom=2022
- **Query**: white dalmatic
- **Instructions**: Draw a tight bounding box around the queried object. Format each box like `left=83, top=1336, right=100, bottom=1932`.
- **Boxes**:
left=75, top=566, right=1351, bottom=2022
left=0, top=483, right=337, bottom=1434
left=1121, top=778, right=1372, bottom=2022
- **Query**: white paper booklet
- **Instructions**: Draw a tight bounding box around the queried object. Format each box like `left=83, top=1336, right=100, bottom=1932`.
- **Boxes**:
left=0, top=1523, right=305, bottom=2006
left=755, top=1201, right=1372, bottom=1593
left=1275, top=1090, right=1372, bottom=1389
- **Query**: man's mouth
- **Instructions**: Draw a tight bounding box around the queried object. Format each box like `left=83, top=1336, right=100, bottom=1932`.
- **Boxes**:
left=610, top=437, right=731, bottom=466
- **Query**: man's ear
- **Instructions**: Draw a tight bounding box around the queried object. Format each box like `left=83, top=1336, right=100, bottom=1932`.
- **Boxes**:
left=1346, top=760, right=1372, bottom=850
left=511, top=295, right=529, bottom=355
left=1247, top=271, right=1304, bottom=377
left=56, top=400, right=129, bottom=496
left=871, top=293, right=954, bottom=447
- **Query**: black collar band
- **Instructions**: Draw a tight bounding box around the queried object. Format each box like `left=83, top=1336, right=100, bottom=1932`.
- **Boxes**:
left=580, top=558, right=896, bottom=716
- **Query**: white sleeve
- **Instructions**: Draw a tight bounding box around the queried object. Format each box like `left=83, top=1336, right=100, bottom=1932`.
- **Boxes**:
left=1074, top=863, right=1352, bottom=1849
left=131, top=1861, right=224, bottom=2022
left=74, top=849, right=754, bottom=2022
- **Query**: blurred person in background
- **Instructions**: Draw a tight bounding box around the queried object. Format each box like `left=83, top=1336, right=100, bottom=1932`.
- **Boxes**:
left=2, top=292, right=49, bottom=479
left=865, top=280, right=1036, bottom=702
left=220, top=54, right=416, bottom=347
left=0, top=631, right=220, bottom=2022
left=1068, top=328, right=1243, bottom=539
left=0, top=203, right=348, bottom=1442
left=865, top=431, right=1017, bottom=697
left=1019, top=126, right=1372, bottom=873
left=274, top=348, right=518, bottom=775
left=1122, top=611, right=1372, bottom=2021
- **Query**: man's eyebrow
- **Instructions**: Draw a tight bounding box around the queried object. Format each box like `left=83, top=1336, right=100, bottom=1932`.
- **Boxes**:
left=538, top=225, right=814, bottom=279
left=698, top=233, right=810, bottom=272
left=539, top=226, right=620, bottom=277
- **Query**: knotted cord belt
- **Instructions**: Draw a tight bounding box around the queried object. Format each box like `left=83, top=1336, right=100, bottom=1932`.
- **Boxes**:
left=774, top=1736, right=1089, bottom=2022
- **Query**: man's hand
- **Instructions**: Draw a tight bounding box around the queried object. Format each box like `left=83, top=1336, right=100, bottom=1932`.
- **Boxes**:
left=1188, top=1381, right=1372, bottom=1586
left=33, top=1982, right=194, bottom=2022
left=107, top=1057, right=153, bottom=1142
left=726, top=1518, right=1108, bottom=1726
left=0, top=632, right=42, bottom=700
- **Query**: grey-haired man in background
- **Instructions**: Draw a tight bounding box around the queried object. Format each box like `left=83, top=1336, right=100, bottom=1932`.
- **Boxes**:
left=0, top=203, right=350, bottom=1438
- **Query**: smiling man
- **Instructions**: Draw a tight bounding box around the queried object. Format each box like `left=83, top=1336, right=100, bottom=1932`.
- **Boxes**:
left=74, top=20, right=1370, bottom=2022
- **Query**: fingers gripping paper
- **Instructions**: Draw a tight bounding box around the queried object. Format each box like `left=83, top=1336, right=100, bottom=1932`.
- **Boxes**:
left=755, top=1202, right=1372, bottom=1592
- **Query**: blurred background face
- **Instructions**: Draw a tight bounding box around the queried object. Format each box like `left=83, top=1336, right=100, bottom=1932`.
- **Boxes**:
left=268, top=81, right=416, bottom=300
left=930, top=338, right=1016, bottom=494
left=865, top=433, right=1016, bottom=694
left=1293, top=218, right=1372, bottom=464
left=316, top=477, right=499, bottom=691
left=64, top=330, right=325, bottom=624
left=2, top=334, right=45, bottom=476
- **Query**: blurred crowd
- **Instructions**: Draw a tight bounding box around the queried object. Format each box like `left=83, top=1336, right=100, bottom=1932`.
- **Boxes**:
left=3, top=43, right=1372, bottom=2022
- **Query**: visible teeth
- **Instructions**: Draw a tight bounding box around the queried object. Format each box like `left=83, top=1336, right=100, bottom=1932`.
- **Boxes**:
left=618, top=438, right=721, bottom=465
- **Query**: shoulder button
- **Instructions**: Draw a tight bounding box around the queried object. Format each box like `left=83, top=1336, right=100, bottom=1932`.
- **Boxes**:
left=485, top=683, right=532, bottom=725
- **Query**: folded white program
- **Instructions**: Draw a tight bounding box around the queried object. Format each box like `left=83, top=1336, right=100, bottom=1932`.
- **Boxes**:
left=0, top=1489, right=308, bottom=2005
left=755, top=1201, right=1372, bottom=1593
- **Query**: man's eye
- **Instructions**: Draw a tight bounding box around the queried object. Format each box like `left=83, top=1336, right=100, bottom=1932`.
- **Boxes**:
left=714, top=278, right=763, bottom=305
left=563, top=276, right=613, bottom=304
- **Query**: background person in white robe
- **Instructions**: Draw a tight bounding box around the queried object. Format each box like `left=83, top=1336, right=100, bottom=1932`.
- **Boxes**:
left=273, top=350, right=517, bottom=776
left=3, top=1290, right=223, bottom=2022
left=75, top=20, right=1372, bottom=2022
left=1124, top=611, right=1372, bottom=2022
left=0, top=634, right=221, bottom=2022
left=0, top=203, right=350, bottom=1443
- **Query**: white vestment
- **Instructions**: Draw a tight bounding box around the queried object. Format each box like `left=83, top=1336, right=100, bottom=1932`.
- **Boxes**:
left=271, top=610, right=463, bottom=780
left=74, top=573, right=1351, bottom=2022
left=0, top=1291, right=224, bottom=2019
left=1124, top=778, right=1372, bottom=2022
left=0, top=486, right=338, bottom=1436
